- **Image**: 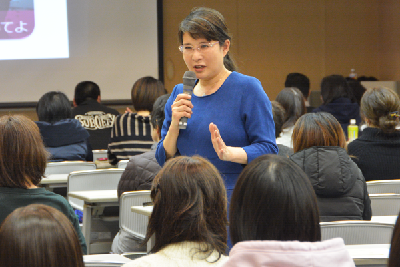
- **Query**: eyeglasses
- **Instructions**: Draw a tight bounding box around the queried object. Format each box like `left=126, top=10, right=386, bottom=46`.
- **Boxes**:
left=179, top=42, right=219, bottom=54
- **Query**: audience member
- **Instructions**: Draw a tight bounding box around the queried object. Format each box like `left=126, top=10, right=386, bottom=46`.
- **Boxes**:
left=108, top=76, right=167, bottom=165
left=36, top=91, right=91, bottom=161
left=111, top=94, right=170, bottom=254
left=388, top=211, right=400, bottom=267
left=271, top=101, right=293, bottom=157
left=312, top=75, right=361, bottom=137
left=0, top=115, right=87, bottom=253
left=348, top=87, right=400, bottom=181
left=290, top=112, right=371, bottom=221
left=275, top=87, right=306, bottom=148
left=346, top=79, right=367, bottom=106
left=0, top=204, right=84, bottom=267
left=122, top=156, right=228, bottom=267
left=72, top=81, right=120, bottom=150
left=284, top=72, right=313, bottom=112
left=223, top=154, right=355, bottom=267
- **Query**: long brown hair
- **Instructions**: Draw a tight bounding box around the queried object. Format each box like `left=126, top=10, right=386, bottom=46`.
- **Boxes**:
left=361, top=87, right=400, bottom=133
left=0, top=204, right=84, bottom=267
left=0, top=115, right=49, bottom=188
left=292, top=112, right=347, bottom=153
left=131, top=76, right=167, bottom=112
left=275, top=87, right=306, bottom=129
left=144, top=156, right=228, bottom=257
left=179, top=7, right=237, bottom=72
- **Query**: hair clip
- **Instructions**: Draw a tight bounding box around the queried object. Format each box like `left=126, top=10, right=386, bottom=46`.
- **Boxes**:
left=390, top=111, right=400, bottom=118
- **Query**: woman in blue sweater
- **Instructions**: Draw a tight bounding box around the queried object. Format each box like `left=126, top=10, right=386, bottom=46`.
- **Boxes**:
left=155, top=7, right=277, bottom=198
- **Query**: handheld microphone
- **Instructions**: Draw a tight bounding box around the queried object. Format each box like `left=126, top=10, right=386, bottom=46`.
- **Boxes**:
left=179, top=71, right=197, bottom=129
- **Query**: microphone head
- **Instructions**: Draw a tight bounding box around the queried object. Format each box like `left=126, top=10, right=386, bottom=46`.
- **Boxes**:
left=183, top=71, right=197, bottom=87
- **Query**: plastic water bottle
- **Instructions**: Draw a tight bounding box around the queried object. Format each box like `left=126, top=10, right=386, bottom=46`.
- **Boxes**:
left=349, top=69, right=357, bottom=79
left=348, top=119, right=358, bottom=142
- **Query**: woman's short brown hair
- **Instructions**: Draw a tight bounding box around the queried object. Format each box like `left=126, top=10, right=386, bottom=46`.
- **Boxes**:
left=145, top=156, right=228, bottom=257
left=292, top=112, right=347, bottom=153
left=0, top=204, right=84, bottom=267
left=131, top=76, right=167, bottom=112
left=0, top=115, right=48, bottom=188
left=361, top=87, right=400, bottom=133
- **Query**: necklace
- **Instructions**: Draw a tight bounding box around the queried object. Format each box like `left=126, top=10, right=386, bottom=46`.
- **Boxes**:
left=197, top=70, right=230, bottom=97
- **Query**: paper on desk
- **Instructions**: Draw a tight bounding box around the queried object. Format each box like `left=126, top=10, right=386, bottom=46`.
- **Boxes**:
left=84, top=254, right=131, bottom=265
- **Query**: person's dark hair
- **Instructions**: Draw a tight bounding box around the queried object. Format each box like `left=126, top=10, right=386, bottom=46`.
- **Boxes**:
left=357, top=76, right=378, bottom=82
left=389, top=211, right=400, bottom=267
left=292, top=112, right=347, bottom=153
left=36, top=91, right=72, bottom=123
left=131, top=76, right=167, bottom=112
left=74, top=81, right=100, bottom=106
left=144, top=156, right=227, bottom=258
left=320, top=75, right=356, bottom=104
left=271, top=101, right=285, bottom=139
left=179, top=7, right=237, bottom=72
left=361, top=87, right=400, bottom=133
left=284, top=73, right=310, bottom=99
left=150, top=94, right=170, bottom=129
left=0, top=115, right=48, bottom=188
left=0, top=204, right=84, bottom=267
left=230, top=154, right=321, bottom=245
left=347, top=79, right=367, bottom=106
left=275, top=87, right=306, bottom=129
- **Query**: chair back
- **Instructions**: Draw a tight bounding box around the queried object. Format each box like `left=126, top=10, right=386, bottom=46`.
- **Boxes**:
left=320, top=221, right=394, bottom=245
left=44, top=161, right=96, bottom=176
left=367, top=180, right=400, bottom=194
left=370, top=193, right=400, bottom=216
left=67, top=169, right=124, bottom=210
left=120, top=191, right=151, bottom=240
left=117, top=160, right=129, bottom=169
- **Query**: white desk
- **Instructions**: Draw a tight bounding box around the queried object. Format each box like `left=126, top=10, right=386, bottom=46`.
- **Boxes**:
left=131, top=205, right=154, bottom=252
left=40, top=174, right=69, bottom=189
left=346, top=244, right=389, bottom=266
left=68, top=190, right=119, bottom=254
left=371, top=216, right=397, bottom=225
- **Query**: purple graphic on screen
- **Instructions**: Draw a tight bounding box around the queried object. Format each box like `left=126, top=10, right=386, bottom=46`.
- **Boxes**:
left=0, top=0, right=35, bottom=39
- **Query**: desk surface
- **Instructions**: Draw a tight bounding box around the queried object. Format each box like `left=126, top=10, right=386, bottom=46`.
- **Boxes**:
left=40, top=174, right=69, bottom=184
left=68, top=190, right=118, bottom=203
left=131, top=206, right=153, bottom=216
left=346, top=244, right=389, bottom=265
left=371, top=216, right=397, bottom=225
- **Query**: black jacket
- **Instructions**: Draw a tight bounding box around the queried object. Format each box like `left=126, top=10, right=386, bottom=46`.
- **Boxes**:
left=117, top=150, right=161, bottom=198
left=290, top=146, right=372, bottom=222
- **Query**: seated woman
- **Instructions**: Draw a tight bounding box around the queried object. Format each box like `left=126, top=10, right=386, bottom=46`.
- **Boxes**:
left=112, top=94, right=170, bottom=254
left=312, top=75, right=361, bottom=137
left=122, top=156, right=228, bottom=267
left=0, top=204, right=84, bottom=267
left=108, top=76, right=167, bottom=165
left=0, top=115, right=87, bottom=254
left=290, top=112, right=371, bottom=222
left=223, top=154, right=355, bottom=267
left=36, top=91, right=91, bottom=161
left=271, top=101, right=293, bottom=157
left=275, top=87, right=306, bottom=148
left=348, top=87, right=400, bottom=181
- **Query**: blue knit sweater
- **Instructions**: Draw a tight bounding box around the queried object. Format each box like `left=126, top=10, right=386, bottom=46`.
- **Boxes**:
left=156, top=71, right=278, bottom=189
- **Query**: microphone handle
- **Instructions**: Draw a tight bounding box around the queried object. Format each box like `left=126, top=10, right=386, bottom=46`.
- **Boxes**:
left=178, top=85, right=193, bottom=129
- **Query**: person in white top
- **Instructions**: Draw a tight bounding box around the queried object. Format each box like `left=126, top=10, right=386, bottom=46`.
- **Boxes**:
left=223, top=154, right=355, bottom=267
left=275, top=87, right=306, bottom=148
left=122, top=155, right=228, bottom=267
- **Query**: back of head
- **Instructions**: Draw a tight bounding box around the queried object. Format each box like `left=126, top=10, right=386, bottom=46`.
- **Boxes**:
left=0, top=115, right=48, bottom=188
left=74, top=81, right=100, bottom=106
left=361, top=87, right=400, bottom=133
left=146, top=156, right=227, bottom=256
left=0, top=204, right=84, bottom=267
left=275, top=87, right=306, bottom=129
left=271, top=101, right=286, bottom=138
left=179, top=7, right=237, bottom=72
left=150, top=94, right=170, bottom=129
left=292, top=112, right=347, bottom=153
left=347, top=79, right=367, bottom=106
left=131, top=76, right=167, bottom=112
left=321, top=75, right=355, bottom=104
left=230, top=154, right=320, bottom=245
left=36, top=91, right=72, bottom=123
left=284, top=73, right=310, bottom=99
